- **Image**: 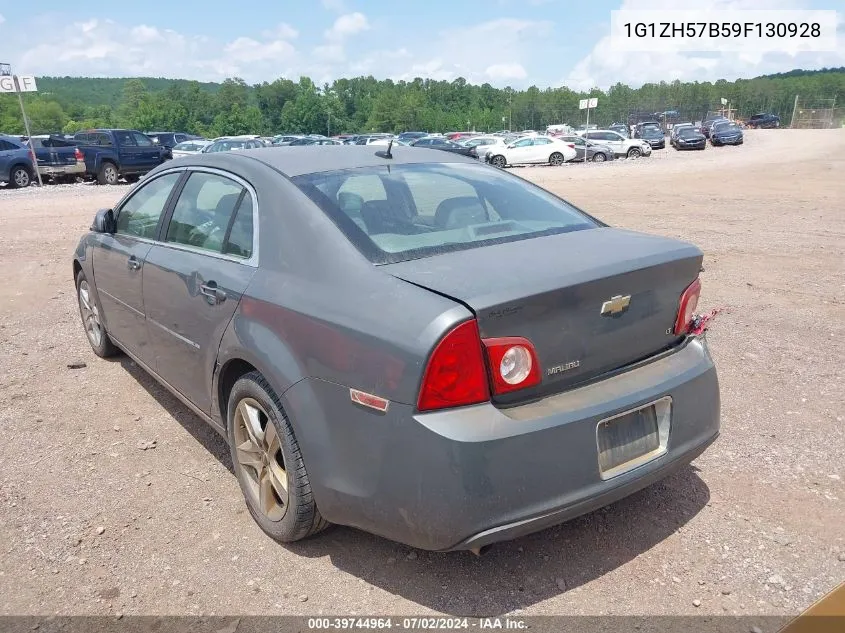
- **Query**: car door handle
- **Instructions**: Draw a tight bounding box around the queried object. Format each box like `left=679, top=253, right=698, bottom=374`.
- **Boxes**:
left=127, top=256, right=142, bottom=271
left=199, top=281, right=227, bottom=305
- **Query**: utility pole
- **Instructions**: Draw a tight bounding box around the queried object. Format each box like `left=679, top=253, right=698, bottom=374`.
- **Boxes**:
left=789, top=94, right=799, bottom=128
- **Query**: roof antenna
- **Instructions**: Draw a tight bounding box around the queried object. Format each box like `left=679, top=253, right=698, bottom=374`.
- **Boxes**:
left=376, top=139, right=394, bottom=160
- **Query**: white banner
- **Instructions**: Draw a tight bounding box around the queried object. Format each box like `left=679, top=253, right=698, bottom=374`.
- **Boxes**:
left=0, top=75, right=39, bottom=93
left=588, top=97, right=598, bottom=108
left=579, top=99, right=588, bottom=110
left=17, top=76, right=38, bottom=92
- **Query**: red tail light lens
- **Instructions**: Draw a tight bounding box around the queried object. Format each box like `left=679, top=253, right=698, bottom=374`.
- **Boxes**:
left=674, top=277, right=702, bottom=335
left=74, top=148, right=84, bottom=161
left=417, top=320, right=489, bottom=411
left=483, top=337, right=542, bottom=395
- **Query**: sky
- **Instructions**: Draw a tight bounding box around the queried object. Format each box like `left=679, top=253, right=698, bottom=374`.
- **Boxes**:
left=0, top=0, right=842, bottom=90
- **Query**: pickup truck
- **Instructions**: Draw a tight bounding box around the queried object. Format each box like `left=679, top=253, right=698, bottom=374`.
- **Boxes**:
left=26, top=135, right=86, bottom=183
left=72, top=129, right=167, bottom=185
left=0, top=134, right=35, bottom=188
left=745, top=113, right=780, bottom=129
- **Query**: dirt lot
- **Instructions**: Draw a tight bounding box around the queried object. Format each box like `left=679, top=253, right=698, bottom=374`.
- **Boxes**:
left=0, top=129, right=843, bottom=618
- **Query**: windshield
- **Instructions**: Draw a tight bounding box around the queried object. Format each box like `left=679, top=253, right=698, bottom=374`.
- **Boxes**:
left=679, top=128, right=701, bottom=137
left=715, top=123, right=741, bottom=132
left=206, top=140, right=248, bottom=152
left=290, top=163, right=599, bottom=264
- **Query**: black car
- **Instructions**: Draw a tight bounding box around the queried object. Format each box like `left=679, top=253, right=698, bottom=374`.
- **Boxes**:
left=397, top=131, right=428, bottom=142
left=671, top=127, right=707, bottom=150
left=608, top=124, right=629, bottom=138
left=700, top=116, right=728, bottom=138
left=147, top=132, right=194, bottom=159
left=409, top=137, right=475, bottom=156
left=710, top=121, right=744, bottom=146
left=634, top=122, right=662, bottom=139
left=638, top=126, right=666, bottom=149
left=746, top=113, right=780, bottom=129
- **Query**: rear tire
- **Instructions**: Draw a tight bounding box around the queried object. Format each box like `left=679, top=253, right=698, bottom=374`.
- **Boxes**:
left=227, top=372, right=329, bottom=543
left=8, top=166, right=32, bottom=189
left=490, top=155, right=506, bottom=168
left=549, top=152, right=565, bottom=166
left=97, top=162, right=119, bottom=185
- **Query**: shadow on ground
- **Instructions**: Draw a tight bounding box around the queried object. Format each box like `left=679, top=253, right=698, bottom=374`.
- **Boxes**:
left=119, top=355, right=710, bottom=616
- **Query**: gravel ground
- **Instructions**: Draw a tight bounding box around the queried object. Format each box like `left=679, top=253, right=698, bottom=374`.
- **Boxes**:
left=0, top=129, right=842, bottom=618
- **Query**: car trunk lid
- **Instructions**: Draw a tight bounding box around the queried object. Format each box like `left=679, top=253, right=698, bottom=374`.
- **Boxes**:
left=384, top=227, right=703, bottom=403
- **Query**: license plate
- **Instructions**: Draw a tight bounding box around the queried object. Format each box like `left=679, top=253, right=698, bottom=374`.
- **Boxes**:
left=597, top=398, right=670, bottom=478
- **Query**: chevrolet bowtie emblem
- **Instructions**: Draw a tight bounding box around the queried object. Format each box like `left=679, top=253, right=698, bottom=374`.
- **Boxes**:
left=600, top=294, right=631, bottom=316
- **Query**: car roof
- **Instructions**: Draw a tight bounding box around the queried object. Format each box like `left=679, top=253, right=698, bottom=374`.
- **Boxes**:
left=169, top=145, right=479, bottom=177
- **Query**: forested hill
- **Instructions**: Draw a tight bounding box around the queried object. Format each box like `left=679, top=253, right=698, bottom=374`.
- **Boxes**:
left=1, top=68, right=842, bottom=137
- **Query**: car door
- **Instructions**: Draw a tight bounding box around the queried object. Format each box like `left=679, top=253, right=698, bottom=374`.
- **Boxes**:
left=111, top=130, right=140, bottom=172
left=92, top=171, right=183, bottom=364
left=132, top=132, right=162, bottom=170
left=0, top=139, right=16, bottom=181
left=529, top=137, right=554, bottom=163
left=599, top=132, right=624, bottom=155
left=142, top=169, right=258, bottom=413
left=507, top=137, right=535, bottom=164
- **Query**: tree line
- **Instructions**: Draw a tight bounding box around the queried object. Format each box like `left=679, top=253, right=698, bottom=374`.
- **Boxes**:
left=0, top=68, right=842, bottom=138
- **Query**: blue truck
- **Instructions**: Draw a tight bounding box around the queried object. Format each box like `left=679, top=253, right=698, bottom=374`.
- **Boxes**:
left=72, top=129, right=168, bottom=185
left=0, top=134, right=36, bottom=188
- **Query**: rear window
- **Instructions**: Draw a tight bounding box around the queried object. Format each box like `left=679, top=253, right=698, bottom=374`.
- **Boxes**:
left=291, top=163, right=599, bottom=264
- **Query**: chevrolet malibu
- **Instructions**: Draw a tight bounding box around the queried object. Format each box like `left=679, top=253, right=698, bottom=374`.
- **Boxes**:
left=72, top=146, right=720, bottom=551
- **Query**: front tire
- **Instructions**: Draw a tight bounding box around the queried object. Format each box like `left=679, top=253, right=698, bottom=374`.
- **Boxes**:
left=627, top=147, right=642, bottom=158
left=549, top=152, right=565, bottom=166
left=75, top=270, right=118, bottom=358
left=227, top=372, right=329, bottom=543
left=490, top=155, right=506, bottom=168
left=8, top=166, right=32, bottom=189
left=592, top=152, right=606, bottom=162
left=97, top=162, right=119, bottom=185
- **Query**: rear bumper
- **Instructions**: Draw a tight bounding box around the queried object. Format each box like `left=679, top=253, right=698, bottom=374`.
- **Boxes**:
left=282, top=337, right=720, bottom=551
left=38, top=163, right=85, bottom=177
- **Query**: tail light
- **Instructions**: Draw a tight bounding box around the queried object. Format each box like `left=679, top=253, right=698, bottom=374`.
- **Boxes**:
left=566, top=143, right=575, bottom=149
left=74, top=148, right=84, bottom=161
left=674, top=277, right=702, bottom=335
left=417, top=320, right=489, bottom=411
left=417, top=320, right=542, bottom=411
left=482, top=337, right=542, bottom=395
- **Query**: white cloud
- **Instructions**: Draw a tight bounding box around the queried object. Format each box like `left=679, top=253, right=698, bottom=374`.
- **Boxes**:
left=0, top=14, right=6, bottom=26
left=564, top=0, right=845, bottom=89
left=325, top=12, right=370, bottom=40
left=314, top=44, right=346, bottom=63
left=224, top=37, right=296, bottom=64
left=485, top=63, right=528, bottom=80
left=321, top=0, right=347, bottom=12
left=260, top=23, right=299, bottom=40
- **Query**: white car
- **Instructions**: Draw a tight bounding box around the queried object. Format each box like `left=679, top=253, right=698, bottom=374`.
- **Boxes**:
left=579, top=130, right=652, bottom=158
left=460, top=136, right=501, bottom=158
left=485, top=136, right=577, bottom=168
left=171, top=140, right=212, bottom=158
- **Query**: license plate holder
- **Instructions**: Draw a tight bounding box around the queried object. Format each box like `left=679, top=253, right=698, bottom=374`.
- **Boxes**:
left=596, top=397, right=671, bottom=479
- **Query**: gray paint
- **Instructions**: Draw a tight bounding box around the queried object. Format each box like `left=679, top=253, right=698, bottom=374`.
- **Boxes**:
left=73, top=146, right=721, bottom=550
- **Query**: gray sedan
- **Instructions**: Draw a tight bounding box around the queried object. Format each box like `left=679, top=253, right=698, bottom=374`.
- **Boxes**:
left=558, top=135, right=616, bottom=162
left=72, top=146, right=720, bottom=551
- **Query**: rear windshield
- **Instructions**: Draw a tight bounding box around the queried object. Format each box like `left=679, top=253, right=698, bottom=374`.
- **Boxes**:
left=291, top=162, right=599, bottom=264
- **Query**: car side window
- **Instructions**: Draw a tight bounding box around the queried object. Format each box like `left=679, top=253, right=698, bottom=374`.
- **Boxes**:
left=222, top=195, right=254, bottom=259
left=165, top=172, right=246, bottom=254
left=534, top=138, right=552, bottom=145
left=115, top=173, right=182, bottom=239
left=97, top=133, right=114, bottom=146
left=513, top=138, right=533, bottom=147
left=133, top=133, right=154, bottom=147
left=0, top=140, right=15, bottom=150
left=115, top=131, right=136, bottom=146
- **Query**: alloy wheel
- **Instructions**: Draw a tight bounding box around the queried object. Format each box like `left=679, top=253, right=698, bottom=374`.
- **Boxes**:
left=104, top=166, right=117, bottom=184
left=77, top=280, right=103, bottom=347
left=13, top=168, right=30, bottom=188
left=232, top=398, right=288, bottom=521
left=491, top=155, right=506, bottom=168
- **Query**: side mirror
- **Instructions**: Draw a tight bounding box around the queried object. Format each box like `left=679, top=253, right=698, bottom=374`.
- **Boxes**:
left=91, top=208, right=116, bottom=234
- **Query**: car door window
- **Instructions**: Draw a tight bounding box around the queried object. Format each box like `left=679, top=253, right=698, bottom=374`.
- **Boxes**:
left=165, top=172, right=246, bottom=254
left=115, top=173, right=182, bottom=239
left=513, top=138, right=533, bottom=147
left=133, top=133, right=154, bottom=147
left=534, top=138, right=552, bottom=146
left=97, top=133, right=114, bottom=146
left=114, top=131, right=136, bottom=147
left=0, top=140, right=16, bottom=150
